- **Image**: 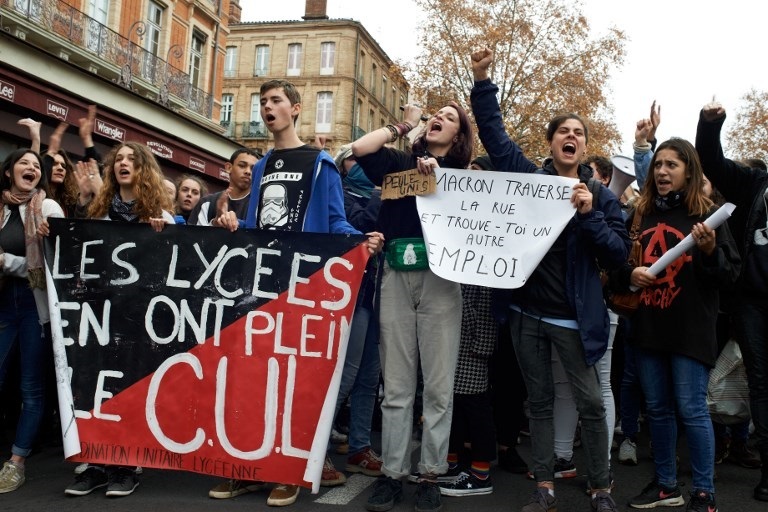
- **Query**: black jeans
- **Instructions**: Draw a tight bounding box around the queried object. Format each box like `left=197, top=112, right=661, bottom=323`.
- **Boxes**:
left=735, top=297, right=768, bottom=452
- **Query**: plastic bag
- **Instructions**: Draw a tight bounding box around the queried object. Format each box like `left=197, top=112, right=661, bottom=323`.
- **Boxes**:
left=707, top=339, right=751, bottom=425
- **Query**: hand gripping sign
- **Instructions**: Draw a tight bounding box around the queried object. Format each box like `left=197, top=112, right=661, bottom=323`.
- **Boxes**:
left=416, top=168, right=578, bottom=288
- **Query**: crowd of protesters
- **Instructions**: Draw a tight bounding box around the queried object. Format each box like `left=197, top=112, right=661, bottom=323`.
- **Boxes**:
left=0, top=60, right=765, bottom=512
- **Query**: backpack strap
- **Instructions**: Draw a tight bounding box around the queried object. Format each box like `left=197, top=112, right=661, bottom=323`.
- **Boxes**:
left=587, top=177, right=602, bottom=202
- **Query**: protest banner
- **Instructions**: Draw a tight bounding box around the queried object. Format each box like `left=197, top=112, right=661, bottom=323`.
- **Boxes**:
left=44, top=219, right=369, bottom=492
left=416, top=168, right=578, bottom=288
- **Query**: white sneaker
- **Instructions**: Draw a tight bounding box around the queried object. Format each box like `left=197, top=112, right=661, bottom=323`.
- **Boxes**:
left=330, top=428, right=348, bottom=444
left=618, top=438, right=638, bottom=466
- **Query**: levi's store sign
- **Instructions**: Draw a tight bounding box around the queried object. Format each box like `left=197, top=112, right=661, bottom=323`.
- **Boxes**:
left=47, top=99, right=69, bottom=121
left=0, top=79, right=15, bottom=102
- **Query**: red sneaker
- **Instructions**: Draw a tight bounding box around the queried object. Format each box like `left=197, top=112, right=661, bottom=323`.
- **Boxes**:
left=321, top=457, right=347, bottom=487
left=345, top=447, right=383, bottom=476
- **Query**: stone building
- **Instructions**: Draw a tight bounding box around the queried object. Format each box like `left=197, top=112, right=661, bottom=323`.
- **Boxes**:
left=224, top=0, right=411, bottom=157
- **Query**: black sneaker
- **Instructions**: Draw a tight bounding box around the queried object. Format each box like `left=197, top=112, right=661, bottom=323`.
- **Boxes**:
left=438, top=471, right=493, bottom=496
left=498, top=447, right=528, bottom=474
left=629, top=480, right=684, bottom=508
left=686, top=490, right=718, bottom=512
left=554, top=457, right=577, bottom=478
left=521, top=487, right=557, bottom=512
left=415, top=480, right=442, bottom=512
left=408, top=465, right=462, bottom=484
left=365, top=476, right=403, bottom=512
left=592, top=490, right=618, bottom=511
left=105, top=467, right=139, bottom=497
left=65, top=466, right=108, bottom=496
left=526, top=456, right=577, bottom=481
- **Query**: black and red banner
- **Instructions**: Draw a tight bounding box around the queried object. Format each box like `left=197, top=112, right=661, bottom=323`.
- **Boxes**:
left=44, top=219, right=368, bottom=491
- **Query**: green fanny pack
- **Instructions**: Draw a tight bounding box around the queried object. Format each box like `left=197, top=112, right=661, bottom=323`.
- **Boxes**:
left=385, top=238, right=429, bottom=271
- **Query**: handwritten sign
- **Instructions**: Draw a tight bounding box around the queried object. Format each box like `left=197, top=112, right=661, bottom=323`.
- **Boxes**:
left=44, top=219, right=368, bottom=492
left=381, top=168, right=436, bottom=199
left=416, top=168, right=578, bottom=288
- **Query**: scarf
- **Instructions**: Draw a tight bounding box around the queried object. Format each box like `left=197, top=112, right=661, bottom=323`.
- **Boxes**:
left=654, top=190, right=685, bottom=211
left=109, top=194, right=139, bottom=223
left=0, top=188, right=46, bottom=289
left=342, top=163, right=375, bottom=199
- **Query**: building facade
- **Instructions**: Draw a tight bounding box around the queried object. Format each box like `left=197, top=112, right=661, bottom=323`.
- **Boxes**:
left=223, top=0, right=410, bottom=157
left=0, top=0, right=243, bottom=189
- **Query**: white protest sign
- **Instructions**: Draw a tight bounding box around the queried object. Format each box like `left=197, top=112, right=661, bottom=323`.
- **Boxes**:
left=416, top=168, right=578, bottom=288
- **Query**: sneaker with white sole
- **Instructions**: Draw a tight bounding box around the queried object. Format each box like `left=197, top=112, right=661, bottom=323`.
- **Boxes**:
left=209, top=479, right=268, bottom=498
left=267, top=484, right=299, bottom=506
left=554, top=457, right=577, bottom=478
left=331, top=428, right=348, bottom=444
left=629, top=480, right=684, bottom=508
left=438, top=471, right=493, bottom=496
left=408, top=465, right=462, bottom=484
left=65, top=466, right=108, bottom=496
left=0, top=461, right=24, bottom=493
left=321, top=457, right=347, bottom=486
left=619, top=438, right=638, bottom=466
left=346, top=447, right=383, bottom=476
left=105, top=467, right=139, bottom=497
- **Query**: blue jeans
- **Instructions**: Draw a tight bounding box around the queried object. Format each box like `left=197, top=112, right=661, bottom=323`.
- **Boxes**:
left=635, top=348, right=715, bottom=493
left=620, top=343, right=642, bottom=439
left=509, top=310, right=610, bottom=488
left=735, top=298, right=768, bottom=452
left=0, top=278, right=45, bottom=458
left=334, top=305, right=381, bottom=454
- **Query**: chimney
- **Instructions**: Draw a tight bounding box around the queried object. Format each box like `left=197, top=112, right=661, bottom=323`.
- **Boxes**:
left=303, top=0, right=329, bottom=20
left=229, top=0, right=242, bottom=24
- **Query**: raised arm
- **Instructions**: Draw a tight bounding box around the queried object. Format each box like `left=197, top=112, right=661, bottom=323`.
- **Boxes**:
left=633, top=118, right=653, bottom=190
left=79, top=105, right=102, bottom=163
left=695, top=101, right=762, bottom=206
left=469, top=49, right=536, bottom=174
left=18, top=118, right=41, bottom=154
left=647, top=100, right=661, bottom=149
left=351, top=106, right=421, bottom=158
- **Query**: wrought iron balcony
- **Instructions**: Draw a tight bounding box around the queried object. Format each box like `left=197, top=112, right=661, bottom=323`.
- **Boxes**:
left=0, top=0, right=214, bottom=119
left=241, top=121, right=267, bottom=139
left=220, top=120, right=234, bottom=137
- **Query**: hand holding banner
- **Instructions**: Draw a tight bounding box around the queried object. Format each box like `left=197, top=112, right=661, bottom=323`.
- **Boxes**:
left=45, top=219, right=368, bottom=492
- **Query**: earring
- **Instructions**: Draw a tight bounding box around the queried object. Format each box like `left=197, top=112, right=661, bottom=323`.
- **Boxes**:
left=453, top=137, right=458, bottom=143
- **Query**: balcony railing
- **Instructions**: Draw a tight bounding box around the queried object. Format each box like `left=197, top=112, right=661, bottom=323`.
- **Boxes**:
left=220, top=121, right=234, bottom=137
left=241, top=121, right=267, bottom=139
left=0, top=0, right=214, bottom=119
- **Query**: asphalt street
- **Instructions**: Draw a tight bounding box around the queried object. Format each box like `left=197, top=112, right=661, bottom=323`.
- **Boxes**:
left=2, top=426, right=765, bottom=511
